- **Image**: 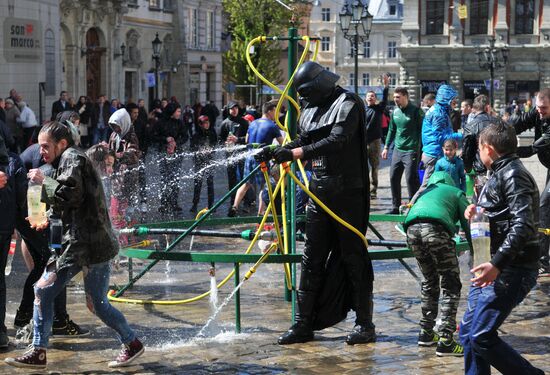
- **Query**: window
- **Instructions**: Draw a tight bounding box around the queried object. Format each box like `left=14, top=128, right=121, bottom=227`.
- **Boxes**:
left=349, top=73, right=355, bottom=86
left=388, top=73, right=397, bottom=86
left=362, top=73, right=370, bottom=86
left=321, top=36, right=330, bottom=51
left=321, top=8, right=331, bottom=21
left=388, top=41, right=397, bottom=58
left=128, top=0, right=138, bottom=6
left=515, top=0, right=535, bottom=34
left=149, top=0, right=161, bottom=9
left=389, top=5, right=397, bottom=15
left=188, top=8, right=199, bottom=47
left=469, top=0, right=488, bottom=34
left=426, top=0, right=444, bottom=34
left=363, top=41, right=370, bottom=57
left=206, top=11, right=215, bottom=48
left=45, top=29, right=55, bottom=96
left=164, top=0, right=173, bottom=11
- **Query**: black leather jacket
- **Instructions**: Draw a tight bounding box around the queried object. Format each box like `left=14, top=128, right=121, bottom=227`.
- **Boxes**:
left=477, top=154, right=540, bottom=270
left=462, top=112, right=494, bottom=174
left=510, top=109, right=550, bottom=168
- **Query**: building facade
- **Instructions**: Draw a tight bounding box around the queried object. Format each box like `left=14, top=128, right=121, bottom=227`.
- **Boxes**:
left=400, top=0, right=550, bottom=108
left=60, top=0, right=223, bottom=108
left=0, top=0, right=61, bottom=122
left=308, top=0, right=403, bottom=96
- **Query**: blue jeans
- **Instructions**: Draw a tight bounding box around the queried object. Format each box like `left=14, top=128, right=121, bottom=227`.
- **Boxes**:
left=92, top=127, right=110, bottom=145
left=33, top=261, right=135, bottom=348
left=459, top=267, right=542, bottom=375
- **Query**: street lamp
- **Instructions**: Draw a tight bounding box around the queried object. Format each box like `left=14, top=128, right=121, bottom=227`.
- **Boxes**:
left=339, top=0, right=373, bottom=94
left=151, top=33, right=162, bottom=100
left=475, top=36, right=508, bottom=107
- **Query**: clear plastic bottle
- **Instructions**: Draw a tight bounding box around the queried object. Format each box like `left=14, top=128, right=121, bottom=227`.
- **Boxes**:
left=257, top=230, right=277, bottom=252
left=27, top=182, right=47, bottom=226
left=470, top=206, right=491, bottom=276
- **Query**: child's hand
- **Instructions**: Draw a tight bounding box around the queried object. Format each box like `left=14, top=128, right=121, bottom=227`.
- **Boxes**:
left=464, top=204, right=476, bottom=220
left=470, top=262, right=500, bottom=287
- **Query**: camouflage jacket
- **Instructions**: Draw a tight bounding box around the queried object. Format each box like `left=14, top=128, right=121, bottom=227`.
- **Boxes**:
left=42, top=147, right=119, bottom=269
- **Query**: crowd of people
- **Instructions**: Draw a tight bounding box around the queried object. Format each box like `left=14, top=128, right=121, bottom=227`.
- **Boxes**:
left=0, top=76, right=548, bottom=374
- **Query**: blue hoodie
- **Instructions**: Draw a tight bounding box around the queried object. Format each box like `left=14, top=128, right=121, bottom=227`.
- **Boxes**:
left=421, top=85, right=462, bottom=158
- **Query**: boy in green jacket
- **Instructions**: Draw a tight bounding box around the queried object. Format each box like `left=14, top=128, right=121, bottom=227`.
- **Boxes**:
left=403, top=171, right=471, bottom=357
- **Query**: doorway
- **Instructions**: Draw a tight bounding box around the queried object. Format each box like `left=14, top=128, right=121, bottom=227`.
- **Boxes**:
left=85, top=28, right=104, bottom=100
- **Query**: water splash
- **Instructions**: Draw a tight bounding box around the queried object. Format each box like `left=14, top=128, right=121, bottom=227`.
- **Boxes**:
left=196, top=279, right=246, bottom=338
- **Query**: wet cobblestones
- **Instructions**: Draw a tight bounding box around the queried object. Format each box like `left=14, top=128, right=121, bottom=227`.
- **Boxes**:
left=0, top=153, right=548, bottom=374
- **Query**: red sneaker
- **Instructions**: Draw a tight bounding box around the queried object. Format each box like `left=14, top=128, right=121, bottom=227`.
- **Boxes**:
left=108, top=338, right=144, bottom=368
left=5, top=347, right=47, bottom=369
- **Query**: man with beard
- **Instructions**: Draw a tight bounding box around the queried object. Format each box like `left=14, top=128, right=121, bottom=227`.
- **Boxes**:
left=256, top=61, right=373, bottom=345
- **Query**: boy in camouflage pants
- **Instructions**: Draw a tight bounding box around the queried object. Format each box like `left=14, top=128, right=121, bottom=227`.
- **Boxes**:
left=403, top=171, right=471, bottom=357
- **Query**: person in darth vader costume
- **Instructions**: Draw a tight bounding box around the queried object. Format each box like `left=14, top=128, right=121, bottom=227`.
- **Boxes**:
left=256, top=61, right=374, bottom=345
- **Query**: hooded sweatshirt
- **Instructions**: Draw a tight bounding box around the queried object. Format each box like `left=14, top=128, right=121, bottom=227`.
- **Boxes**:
left=421, top=85, right=462, bottom=158
left=108, top=108, right=140, bottom=165
left=403, top=171, right=471, bottom=243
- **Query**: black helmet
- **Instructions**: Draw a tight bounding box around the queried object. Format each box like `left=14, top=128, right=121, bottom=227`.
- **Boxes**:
left=293, top=61, right=339, bottom=106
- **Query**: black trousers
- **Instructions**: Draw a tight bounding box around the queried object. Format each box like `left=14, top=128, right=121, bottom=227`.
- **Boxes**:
left=300, top=190, right=373, bottom=326
left=193, top=159, right=214, bottom=207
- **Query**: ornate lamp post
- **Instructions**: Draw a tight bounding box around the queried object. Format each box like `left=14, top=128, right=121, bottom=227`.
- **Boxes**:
left=339, top=0, right=373, bottom=94
left=152, top=33, right=162, bottom=100
left=475, top=37, right=509, bottom=107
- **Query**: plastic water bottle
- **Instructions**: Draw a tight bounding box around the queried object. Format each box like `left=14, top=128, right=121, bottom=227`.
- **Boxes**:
left=5, top=238, right=17, bottom=276
left=470, top=207, right=491, bottom=276
left=27, top=182, right=47, bottom=226
left=257, top=230, right=276, bottom=252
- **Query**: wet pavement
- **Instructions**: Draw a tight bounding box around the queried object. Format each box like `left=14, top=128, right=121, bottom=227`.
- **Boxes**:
left=1, top=148, right=549, bottom=374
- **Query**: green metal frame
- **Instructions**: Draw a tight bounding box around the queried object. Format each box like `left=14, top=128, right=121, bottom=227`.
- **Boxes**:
left=119, top=243, right=469, bottom=333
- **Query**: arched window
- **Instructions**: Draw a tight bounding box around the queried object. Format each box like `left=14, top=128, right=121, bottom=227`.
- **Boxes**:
left=44, top=29, right=56, bottom=96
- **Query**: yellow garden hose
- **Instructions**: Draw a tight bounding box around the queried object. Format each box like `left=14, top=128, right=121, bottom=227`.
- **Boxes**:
left=261, top=163, right=292, bottom=283
left=245, top=36, right=301, bottom=117
left=282, top=162, right=369, bottom=251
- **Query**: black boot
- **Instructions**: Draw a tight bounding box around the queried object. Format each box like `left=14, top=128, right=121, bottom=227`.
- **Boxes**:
left=278, top=290, right=315, bottom=345
left=277, top=321, right=314, bottom=345
left=346, top=294, right=376, bottom=345
left=345, top=324, right=376, bottom=345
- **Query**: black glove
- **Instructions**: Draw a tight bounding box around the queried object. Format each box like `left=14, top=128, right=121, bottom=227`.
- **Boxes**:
left=516, top=145, right=536, bottom=158
left=254, top=145, right=275, bottom=162
left=273, top=146, right=294, bottom=163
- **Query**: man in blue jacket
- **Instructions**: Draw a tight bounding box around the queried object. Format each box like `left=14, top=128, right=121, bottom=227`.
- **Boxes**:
left=414, top=84, right=462, bottom=201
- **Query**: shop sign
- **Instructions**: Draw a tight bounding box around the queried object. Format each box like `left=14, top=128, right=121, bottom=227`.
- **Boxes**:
left=3, top=17, right=42, bottom=62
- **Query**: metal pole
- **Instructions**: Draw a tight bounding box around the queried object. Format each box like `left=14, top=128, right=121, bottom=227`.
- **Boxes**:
left=490, top=63, right=494, bottom=108
left=38, top=82, right=44, bottom=125
left=286, top=27, right=298, bottom=313
left=354, top=34, right=359, bottom=95
left=154, top=58, right=160, bottom=100
left=235, top=262, right=241, bottom=333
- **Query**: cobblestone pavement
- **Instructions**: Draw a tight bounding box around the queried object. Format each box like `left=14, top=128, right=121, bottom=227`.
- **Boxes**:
left=0, top=148, right=548, bottom=374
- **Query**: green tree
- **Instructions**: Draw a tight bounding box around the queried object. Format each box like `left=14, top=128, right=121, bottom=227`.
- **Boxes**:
left=222, top=0, right=303, bottom=103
